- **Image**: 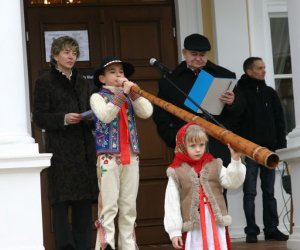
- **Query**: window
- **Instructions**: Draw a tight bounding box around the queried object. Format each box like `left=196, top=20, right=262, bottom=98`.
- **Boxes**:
left=269, top=14, right=295, bottom=133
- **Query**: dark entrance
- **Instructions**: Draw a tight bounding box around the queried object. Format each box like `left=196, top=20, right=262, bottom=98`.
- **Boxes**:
left=24, top=0, right=177, bottom=248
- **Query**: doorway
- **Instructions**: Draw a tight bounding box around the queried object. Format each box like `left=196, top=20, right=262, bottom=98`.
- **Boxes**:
left=24, top=0, right=177, bottom=248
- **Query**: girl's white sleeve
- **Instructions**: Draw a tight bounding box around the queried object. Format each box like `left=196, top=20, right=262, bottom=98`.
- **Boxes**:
left=219, top=158, right=246, bottom=189
left=90, top=93, right=120, bottom=123
left=164, top=177, right=183, bottom=240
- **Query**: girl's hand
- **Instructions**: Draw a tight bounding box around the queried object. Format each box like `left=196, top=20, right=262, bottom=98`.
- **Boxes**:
left=171, top=236, right=183, bottom=249
left=228, top=143, right=241, bottom=161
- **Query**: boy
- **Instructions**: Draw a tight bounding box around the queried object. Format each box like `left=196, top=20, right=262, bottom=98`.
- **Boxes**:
left=90, top=56, right=153, bottom=250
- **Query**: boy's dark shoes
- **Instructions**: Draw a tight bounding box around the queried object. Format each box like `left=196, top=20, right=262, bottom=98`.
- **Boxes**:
left=246, top=234, right=258, bottom=243
left=264, top=228, right=289, bottom=241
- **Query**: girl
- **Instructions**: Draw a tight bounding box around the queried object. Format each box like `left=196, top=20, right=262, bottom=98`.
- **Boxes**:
left=164, top=122, right=246, bottom=250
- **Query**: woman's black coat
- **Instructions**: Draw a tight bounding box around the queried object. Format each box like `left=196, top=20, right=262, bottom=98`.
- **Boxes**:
left=33, top=66, right=98, bottom=205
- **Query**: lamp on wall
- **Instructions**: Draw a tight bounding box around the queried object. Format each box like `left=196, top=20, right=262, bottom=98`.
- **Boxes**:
left=30, top=0, right=83, bottom=4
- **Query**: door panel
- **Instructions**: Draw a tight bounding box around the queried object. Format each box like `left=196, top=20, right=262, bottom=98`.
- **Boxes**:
left=25, top=1, right=177, bottom=248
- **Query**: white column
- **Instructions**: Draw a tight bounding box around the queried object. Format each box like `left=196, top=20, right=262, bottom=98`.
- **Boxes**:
left=0, top=1, right=34, bottom=147
left=286, top=0, right=300, bottom=148
left=174, top=0, right=203, bottom=62
left=211, top=0, right=250, bottom=78
left=276, top=1, right=300, bottom=249
left=0, top=1, right=51, bottom=250
left=0, top=155, right=51, bottom=250
left=212, top=0, right=249, bottom=239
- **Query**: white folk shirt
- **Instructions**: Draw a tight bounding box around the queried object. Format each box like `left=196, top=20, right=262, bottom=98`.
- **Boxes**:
left=164, top=158, right=246, bottom=250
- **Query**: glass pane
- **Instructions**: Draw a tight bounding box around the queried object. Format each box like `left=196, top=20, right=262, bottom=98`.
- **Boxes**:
left=270, top=17, right=292, bottom=74
left=275, top=78, right=295, bottom=133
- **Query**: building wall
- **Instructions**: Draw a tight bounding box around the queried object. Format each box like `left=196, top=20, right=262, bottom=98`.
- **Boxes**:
left=209, top=0, right=292, bottom=238
left=1, top=1, right=298, bottom=248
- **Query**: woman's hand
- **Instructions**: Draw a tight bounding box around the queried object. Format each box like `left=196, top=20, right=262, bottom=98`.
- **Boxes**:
left=65, top=113, right=82, bottom=124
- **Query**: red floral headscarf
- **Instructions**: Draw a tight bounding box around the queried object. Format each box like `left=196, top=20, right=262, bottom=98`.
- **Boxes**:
left=169, top=122, right=214, bottom=172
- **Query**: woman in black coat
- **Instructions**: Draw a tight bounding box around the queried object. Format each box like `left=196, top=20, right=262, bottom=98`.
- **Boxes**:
left=33, top=36, right=98, bottom=250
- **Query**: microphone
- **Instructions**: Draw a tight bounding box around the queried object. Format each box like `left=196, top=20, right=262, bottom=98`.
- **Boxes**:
left=149, top=58, right=172, bottom=74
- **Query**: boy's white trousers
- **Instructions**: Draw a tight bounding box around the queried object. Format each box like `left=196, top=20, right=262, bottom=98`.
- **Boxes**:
left=95, top=153, right=139, bottom=250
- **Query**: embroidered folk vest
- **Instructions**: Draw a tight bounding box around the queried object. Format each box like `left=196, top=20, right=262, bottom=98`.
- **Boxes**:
left=94, top=89, right=140, bottom=155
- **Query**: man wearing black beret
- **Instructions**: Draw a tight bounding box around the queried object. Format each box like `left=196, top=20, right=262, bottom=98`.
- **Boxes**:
left=153, top=33, right=243, bottom=201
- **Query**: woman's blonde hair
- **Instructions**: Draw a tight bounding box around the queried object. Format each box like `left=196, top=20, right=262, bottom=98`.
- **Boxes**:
left=185, top=124, right=208, bottom=144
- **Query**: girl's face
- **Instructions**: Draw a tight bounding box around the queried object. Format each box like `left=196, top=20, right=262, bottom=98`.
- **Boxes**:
left=53, top=46, right=77, bottom=73
left=99, top=63, right=125, bottom=87
left=186, top=140, right=206, bottom=160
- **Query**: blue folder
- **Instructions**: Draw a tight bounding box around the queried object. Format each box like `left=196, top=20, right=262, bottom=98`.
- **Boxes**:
left=184, top=70, right=236, bottom=115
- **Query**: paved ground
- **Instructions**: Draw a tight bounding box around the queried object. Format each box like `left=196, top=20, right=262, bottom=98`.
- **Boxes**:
left=138, top=240, right=288, bottom=250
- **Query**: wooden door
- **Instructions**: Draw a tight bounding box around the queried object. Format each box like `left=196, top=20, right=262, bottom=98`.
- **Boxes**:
left=24, top=1, right=177, bottom=249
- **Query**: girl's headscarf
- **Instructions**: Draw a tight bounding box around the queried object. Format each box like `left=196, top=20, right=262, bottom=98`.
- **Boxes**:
left=169, top=122, right=214, bottom=172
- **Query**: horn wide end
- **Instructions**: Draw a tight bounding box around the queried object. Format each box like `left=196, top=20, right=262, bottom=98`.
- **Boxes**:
left=266, top=153, right=280, bottom=169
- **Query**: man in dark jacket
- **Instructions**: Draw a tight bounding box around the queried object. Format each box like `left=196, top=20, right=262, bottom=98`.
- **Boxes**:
left=33, top=36, right=98, bottom=250
left=153, top=33, right=242, bottom=169
left=235, top=57, right=288, bottom=243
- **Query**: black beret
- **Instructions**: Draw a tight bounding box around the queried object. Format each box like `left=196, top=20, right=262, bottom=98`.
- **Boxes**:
left=184, top=33, right=211, bottom=52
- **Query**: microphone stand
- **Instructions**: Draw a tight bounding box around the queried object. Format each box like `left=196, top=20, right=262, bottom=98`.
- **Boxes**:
left=160, top=70, right=226, bottom=129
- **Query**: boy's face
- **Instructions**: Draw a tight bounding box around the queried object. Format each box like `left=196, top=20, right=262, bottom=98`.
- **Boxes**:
left=186, top=140, right=206, bottom=160
left=99, top=63, right=125, bottom=87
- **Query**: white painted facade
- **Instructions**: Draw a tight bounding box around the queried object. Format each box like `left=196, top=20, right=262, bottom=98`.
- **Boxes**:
left=206, top=1, right=300, bottom=248
left=0, top=1, right=52, bottom=250
left=1, top=0, right=300, bottom=249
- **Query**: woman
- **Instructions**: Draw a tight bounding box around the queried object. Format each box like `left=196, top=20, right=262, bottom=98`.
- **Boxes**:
left=33, top=36, right=98, bottom=250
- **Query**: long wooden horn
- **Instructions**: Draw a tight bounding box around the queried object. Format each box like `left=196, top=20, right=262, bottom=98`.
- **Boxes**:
left=131, top=85, right=279, bottom=169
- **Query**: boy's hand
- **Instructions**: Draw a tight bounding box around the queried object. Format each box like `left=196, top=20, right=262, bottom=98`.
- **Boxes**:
left=116, top=77, right=128, bottom=87
left=116, top=77, right=136, bottom=94
left=123, top=80, right=135, bottom=94
left=228, top=143, right=241, bottom=161
left=171, top=236, right=183, bottom=249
